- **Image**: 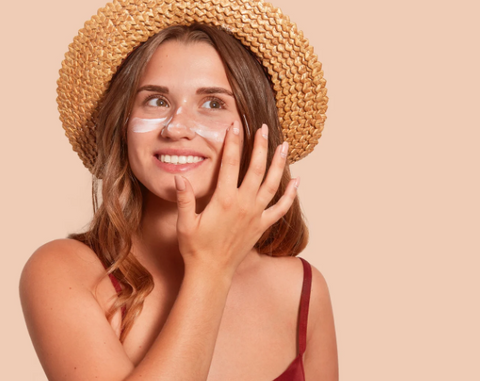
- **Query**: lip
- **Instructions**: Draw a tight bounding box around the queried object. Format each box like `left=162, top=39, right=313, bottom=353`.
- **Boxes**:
left=153, top=149, right=207, bottom=174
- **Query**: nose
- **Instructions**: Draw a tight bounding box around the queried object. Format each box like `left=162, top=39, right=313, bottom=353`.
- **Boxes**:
left=161, top=107, right=196, bottom=140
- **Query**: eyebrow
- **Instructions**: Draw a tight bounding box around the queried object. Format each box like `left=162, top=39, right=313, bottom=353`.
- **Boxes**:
left=137, top=85, right=169, bottom=94
left=136, top=85, right=234, bottom=97
left=196, top=87, right=234, bottom=97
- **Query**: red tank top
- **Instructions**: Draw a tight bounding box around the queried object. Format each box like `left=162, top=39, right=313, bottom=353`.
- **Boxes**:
left=108, top=257, right=312, bottom=381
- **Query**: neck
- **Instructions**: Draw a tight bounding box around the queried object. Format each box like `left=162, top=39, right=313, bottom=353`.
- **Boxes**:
left=132, top=188, right=262, bottom=282
left=133, top=191, right=184, bottom=280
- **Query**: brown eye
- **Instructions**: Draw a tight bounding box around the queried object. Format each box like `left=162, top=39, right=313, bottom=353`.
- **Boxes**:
left=146, top=97, right=169, bottom=107
left=202, top=98, right=225, bottom=109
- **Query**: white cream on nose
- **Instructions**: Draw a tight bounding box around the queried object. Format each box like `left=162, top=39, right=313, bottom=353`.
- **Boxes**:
left=130, top=104, right=230, bottom=143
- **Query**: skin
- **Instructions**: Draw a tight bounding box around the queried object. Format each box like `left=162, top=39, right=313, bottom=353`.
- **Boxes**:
left=20, top=41, right=338, bottom=381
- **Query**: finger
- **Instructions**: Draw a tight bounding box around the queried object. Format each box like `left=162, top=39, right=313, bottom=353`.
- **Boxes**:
left=240, top=123, right=269, bottom=193
left=217, top=120, right=242, bottom=191
left=256, top=141, right=289, bottom=207
left=175, top=175, right=196, bottom=230
left=262, top=177, right=300, bottom=226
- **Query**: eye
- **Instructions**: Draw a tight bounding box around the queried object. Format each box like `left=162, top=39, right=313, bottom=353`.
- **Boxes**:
left=145, top=96, right=169, bottom=108
left=202, top=97, right=226, bottom=110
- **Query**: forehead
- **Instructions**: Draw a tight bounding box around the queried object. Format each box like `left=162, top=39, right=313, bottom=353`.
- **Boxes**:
left=139, top=40, right=231, bottom=90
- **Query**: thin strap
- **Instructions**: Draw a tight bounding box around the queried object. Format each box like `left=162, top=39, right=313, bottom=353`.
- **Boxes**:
left=298, top=257, right=312, bottom=355
left=108, top=273, right=122, bottom=294
left=101, top=260, right=122, bottom=293
left=102, top=262, right=127, bottom=320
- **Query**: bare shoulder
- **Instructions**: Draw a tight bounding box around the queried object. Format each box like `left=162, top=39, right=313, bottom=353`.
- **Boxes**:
left=252, top=254, right=333, bottom=326
left=19, top=239, right=133, bottom=380
left=19, top=238, right=111, bottom=328
left=22, top=238, right=98, bottom=266
left=256, top=253, right=331, bottom=308
left=257, top=254, right=338, bottom=380
left=20, top=238, right=104, bottom=295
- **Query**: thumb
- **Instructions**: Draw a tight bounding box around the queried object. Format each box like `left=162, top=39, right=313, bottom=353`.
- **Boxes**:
left=175, top=175, right=196, bottom=223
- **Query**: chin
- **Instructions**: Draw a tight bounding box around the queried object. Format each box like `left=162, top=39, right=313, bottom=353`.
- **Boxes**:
left=140, top=176, right=214, bottom=210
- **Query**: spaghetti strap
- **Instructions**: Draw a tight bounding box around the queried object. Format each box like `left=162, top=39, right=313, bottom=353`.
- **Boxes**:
left=108, top=272, right=122, bottom=294
left=272, top=257, right=312, bottom=380
left=101, top=260, right=122, bottom=293
left=298, top=257, right=312, bottom=355
left=102, top=263, right=126, bottom=320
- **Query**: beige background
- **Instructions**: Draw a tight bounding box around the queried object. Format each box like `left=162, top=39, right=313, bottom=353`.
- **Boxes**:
left=1, top=0, right=478, bottom=379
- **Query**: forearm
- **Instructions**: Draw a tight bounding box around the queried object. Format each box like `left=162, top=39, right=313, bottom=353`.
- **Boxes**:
left=125, top=265, right=232, bottom=381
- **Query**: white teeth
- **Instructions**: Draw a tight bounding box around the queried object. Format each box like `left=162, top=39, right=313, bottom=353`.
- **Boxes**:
left=159, top=155, right=204, bottom=165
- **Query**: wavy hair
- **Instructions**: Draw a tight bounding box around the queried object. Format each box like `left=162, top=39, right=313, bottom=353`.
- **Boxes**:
left=69, top=24, right=309, bottom=341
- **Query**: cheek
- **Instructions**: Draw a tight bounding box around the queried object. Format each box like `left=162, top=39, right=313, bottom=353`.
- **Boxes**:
left=188, top=115, right=230, bottom=144
left=126, top=130, right=150, bottom=175
left=188, top=111, right=242, bottom=145
left=130, top=117, right=168, bottom=133
left=192, top=127, right=227, bottom=143
left=203, top=119, right=244, bottom=157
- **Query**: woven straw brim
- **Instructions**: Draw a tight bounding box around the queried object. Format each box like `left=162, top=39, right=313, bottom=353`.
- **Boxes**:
left=57, top=0, right=328, bottom=173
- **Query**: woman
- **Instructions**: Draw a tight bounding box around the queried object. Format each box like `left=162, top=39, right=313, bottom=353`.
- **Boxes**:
left=20, top=0, right=337, bottom=380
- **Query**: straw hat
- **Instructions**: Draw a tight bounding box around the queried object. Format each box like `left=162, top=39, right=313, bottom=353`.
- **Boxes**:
left=57, top=0, right=328, bottom=173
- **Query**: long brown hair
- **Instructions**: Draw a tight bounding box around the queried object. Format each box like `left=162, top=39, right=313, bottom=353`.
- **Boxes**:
left=69, top=24, right=309, bottom=341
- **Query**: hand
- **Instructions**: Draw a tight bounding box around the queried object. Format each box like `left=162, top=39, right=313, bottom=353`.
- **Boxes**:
left=174, top=121, right=299, bottom=277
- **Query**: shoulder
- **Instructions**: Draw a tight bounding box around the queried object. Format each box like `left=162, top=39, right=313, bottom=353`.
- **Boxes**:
left=20, top=238, right=102, bottom=280
left=23, top=238, right=98, bottom=266
left=19, top=239, right=133, bottom=380
left=257, top=254, right=338, bottom=377
left=266, top=256, right=338, bottom=380
left=256, top=254, right=331, bottom=305
left=20, top=238, right=107, bottom=304
left=253, top=254, right=332, bottom=325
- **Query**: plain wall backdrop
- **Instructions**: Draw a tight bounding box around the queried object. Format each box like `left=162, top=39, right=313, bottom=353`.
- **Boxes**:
left=1, top=0, right=479, bottom=379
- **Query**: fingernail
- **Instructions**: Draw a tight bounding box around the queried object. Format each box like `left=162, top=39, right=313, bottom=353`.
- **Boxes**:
left=175, top=175, right=186, bottom=191
left=294, top=177, right=301, bottom=189
left=280, top=141, right=289, bottom=158
left=261, top=124, right=268, bottom=139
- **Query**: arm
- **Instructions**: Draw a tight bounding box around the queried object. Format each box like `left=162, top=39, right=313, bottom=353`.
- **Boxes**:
left=303, top=266, right=339, bottom=381
left=20, top=241, right=233, bottom=381
left=20, top=122, right=298, bottom=381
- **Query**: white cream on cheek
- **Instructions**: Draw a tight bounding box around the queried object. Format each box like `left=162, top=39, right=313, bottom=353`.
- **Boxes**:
left=130, top=116, right=171, bottom=133
left=193, top=127, right=226, bottom=142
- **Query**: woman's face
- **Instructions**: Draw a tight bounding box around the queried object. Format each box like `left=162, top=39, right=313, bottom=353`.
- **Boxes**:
left=127, top=40, right=244, bottom=205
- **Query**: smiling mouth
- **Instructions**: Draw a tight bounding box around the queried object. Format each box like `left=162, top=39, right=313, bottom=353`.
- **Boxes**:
left=156, top=154, right=205, bottom=165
